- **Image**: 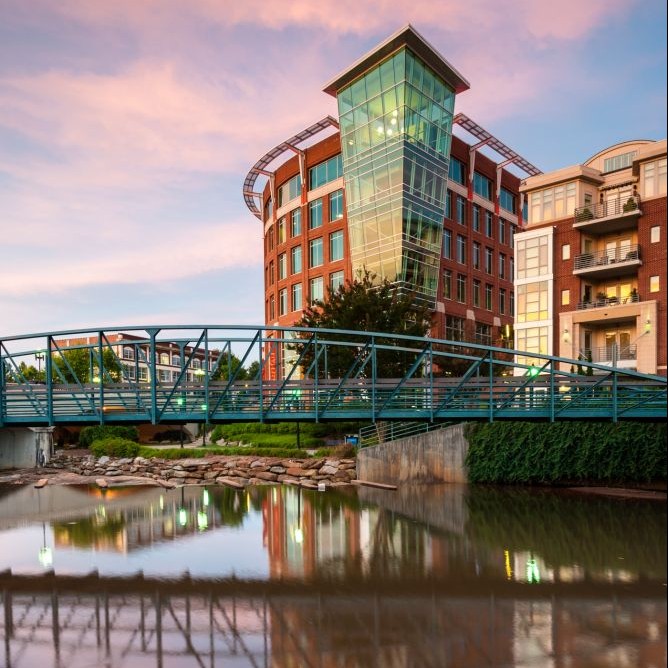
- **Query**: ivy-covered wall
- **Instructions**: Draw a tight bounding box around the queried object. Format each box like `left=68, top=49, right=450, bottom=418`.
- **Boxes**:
left=465, top=422, right=667, bottom=484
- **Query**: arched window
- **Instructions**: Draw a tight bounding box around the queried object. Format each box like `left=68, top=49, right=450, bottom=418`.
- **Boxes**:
left=122, top=346, right=134, bottom=360
left=160, top=353, right=170, bottom=365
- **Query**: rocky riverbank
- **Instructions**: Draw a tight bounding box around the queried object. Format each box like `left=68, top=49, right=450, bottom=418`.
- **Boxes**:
left=38, top=451, right=357, bottom=489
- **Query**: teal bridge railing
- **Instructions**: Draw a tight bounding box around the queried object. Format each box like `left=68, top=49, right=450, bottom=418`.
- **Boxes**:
left=0, top=325, right=665, bottom=427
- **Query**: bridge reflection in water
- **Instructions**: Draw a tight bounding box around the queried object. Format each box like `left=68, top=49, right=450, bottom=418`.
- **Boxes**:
left=0, top=483, right=665, bottom=667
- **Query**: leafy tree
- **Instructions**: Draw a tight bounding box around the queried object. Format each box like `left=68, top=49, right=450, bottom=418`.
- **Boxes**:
left=51, top=348, right=122, bottom=383
left=291, top=270, right=432, bottom=378
left=211, top=352, right=249, bottom=381
left=17, top=361, right=45, bottom=383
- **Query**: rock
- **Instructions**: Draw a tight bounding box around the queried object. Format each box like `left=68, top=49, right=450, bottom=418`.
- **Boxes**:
left=170, top=471, right=189, bottom=478
left=286, top=467, right=304, bottom=477
left=250, top=460, right=266, bottom=469
left=216, top=477, right=246, bottom=489
left=255, top=471, right=278, bottom=482
left=319, top=464, right=339, bottom=476
left=277, top=475, right=299, bottom=484
left=96, top=478, right=108, bottom=488
left=34, top=478, right=48, bottom=489
left=269, top=466, right=286, bottom=474
left=97, top=456, right=110, bottom=465
left=105, top=470, right=122, bottom=477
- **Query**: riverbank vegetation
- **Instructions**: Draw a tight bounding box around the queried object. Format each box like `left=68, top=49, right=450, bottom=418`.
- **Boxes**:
left=465, top=421, right=667, bottom=484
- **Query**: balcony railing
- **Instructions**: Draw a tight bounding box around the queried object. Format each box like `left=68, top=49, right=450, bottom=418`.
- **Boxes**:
left=574, top=244, right=641, bottom=271
left=576, top=292, right=640, bottom=310
left=580, top=345, right=637, bottom=363
left=574, top=195, right=641, bottom=223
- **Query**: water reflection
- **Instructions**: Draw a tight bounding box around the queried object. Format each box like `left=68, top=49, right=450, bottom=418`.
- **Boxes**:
left=0, top=482, right=665, bottom=667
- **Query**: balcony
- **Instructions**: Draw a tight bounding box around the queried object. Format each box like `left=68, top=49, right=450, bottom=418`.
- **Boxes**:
left=581, top=345, right=637, bottom=368
left=573, top=196, right=641, bottom=234
left=576, top=292, right=640, bottom=311
left=573, top=245, right=641, bottom=279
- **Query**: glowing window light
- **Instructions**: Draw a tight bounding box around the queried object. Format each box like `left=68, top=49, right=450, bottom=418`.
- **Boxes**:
left=178, top=508, right=188, bottom=527
left=197, top=511, right=208, bottom=531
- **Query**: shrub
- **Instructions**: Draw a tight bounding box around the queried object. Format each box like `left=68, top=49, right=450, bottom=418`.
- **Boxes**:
left=622, top=197, right=637, bottom=213
left=465, top=421, right=667, bottom=484
left=91, top=437, right=140, bottom=458
left=137, top=446, right=311, bottom=460
left=79, top=425, right=139, bottom=448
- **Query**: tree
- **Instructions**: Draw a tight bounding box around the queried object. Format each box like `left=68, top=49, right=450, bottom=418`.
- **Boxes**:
left=291, top=270, right=432, bottom=378
left=211, top=352, right=249, bottom=381
left=51, top=348, right=122, bottom=383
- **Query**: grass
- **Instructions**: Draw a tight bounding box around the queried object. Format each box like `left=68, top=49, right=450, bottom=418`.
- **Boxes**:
left=138, top=446, right=312, bottom=460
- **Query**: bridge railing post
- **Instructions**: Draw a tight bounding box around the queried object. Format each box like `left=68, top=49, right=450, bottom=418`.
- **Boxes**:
left=0, top=342, right=4, bottom=427
left=313, top=332, right=319, bottom=422
left=612, top=369, right=618, bottom=422
left=549, top=361, right=555, bottom=422
left=97, top=332, right=104, bottom=424
left=46, top=336, right=53, bottom=425
left=371, top=336, right=376, bottom=423
left=149, top=330, right=158, bottom=425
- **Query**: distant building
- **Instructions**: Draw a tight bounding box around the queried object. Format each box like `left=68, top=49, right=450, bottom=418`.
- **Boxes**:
left=514, top=139, right=667, bottom=375
left=243, top=25, right=540, bottom=378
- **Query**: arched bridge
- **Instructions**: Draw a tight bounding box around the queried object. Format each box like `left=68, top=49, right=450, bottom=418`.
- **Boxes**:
left=1, top=325, right=665, bottom=427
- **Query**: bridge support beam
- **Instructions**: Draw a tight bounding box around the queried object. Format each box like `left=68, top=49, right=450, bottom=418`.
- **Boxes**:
left=0, top=427, right=54, bottom=470
left=356, top=423, right=469, bottom=484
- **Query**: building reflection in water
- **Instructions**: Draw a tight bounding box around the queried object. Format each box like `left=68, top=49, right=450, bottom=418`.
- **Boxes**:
left=0, top=482, right=665, bottom=667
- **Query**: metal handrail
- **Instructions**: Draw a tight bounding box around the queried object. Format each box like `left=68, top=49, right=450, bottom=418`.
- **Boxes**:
left=580, top=345, right=637, bottom=363
left=574, top=245, right=641, bottom=270
left=576, top=293, right=640, bottom=310
left=359, top=420, right=452, bottom=448
left=574, top=195, right=640, bottom=222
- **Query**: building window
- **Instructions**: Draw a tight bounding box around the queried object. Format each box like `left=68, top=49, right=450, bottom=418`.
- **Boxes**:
left=510, top=256, right=515, bottom=281
left=122, top=346, right=134, bottom=360
left=278, top=253, right=287, bottom=280
left=642, top=158, right=667, bottom=197
left=498, top=219, right=505, bottom=244
left=499, top=253, right=506, bottom=280
left=139, top=367, right=148, bottom=382
left=268, top=295, right=275, bottom=320
left=172, top=355, right=180, bottom=367
left=309, top=277, right=323, bottom=303
left=499, top=288, right=506, bottom=314
left=264, top=197, right=273, bottom=222
left=562, top=243, right=570, bottom=260
left=473, top=172, right=492, bottom=200
left=472, top=205, right=480, bottom=232
left=456, top=274, right=466, bottom=303
left=485, top=247, right=493, bottom=275
left=277, top=217, right=286, bottom=245
left=485, top=283, right=493, bottom=311
left=517, top=281, right=549, bottom=322
left=442, top=270, right=452, bottom=300
left=448, top=157, right=466, bottom=185
left=290, top=208, right=302, bottom=237
left=509, top=224, right=515, bottom=246
left=330, top=230, right=344, bottom=261
left=473, top=279, right=481, bottom=307
left=445, top=190, right=452, bottom=219
left=485, top=211, right=493, bottom=238
left=651, top=226, right=661, bottom=243
left=445, top=315, right=466, bottom=341
left=516, top=326, right=549, bottom=366
left=510, top=290, right=514, bottom=315
left=309, top=154, right=343, bottom=189
left=529, top=183, right=576, bottom=223
left=499, top=187, right=516, bottom=214
left=309, top=238, right=323, bottom=267
left=309, top=199, right=323, bottom=229
left=650, top=275, right=660, bottom=293
left=266, top=225, right=274, bottom=252
left=561, top=289, right=570, bottom=306
left=475, top=323, right=492, bottom=346
left=277, top=175, right=302, bottom=207
left=473, top=242, right=481, bottom=270
left=329, top=189, right=344, bottom=221
left=457, top=234, right=467, bottom=264
left=443, top=229, right=452, bottom=259
left=291, top=283, right=302, bottom=311
left=290, top=246, right=302, bottom=274
left=191, top=358, right=200, bottom=370
left=330, top=270, right=344, bottom=292
left=279, top=288, right=288, bottom=316
left=456, top=196, right=466, bottom=225
left=603, top=151, right=636, bottom=173
left=516, top=235, right=549, bottom=279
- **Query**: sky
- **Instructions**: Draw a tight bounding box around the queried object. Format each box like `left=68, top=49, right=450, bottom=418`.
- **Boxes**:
left=1, top=0, right=666, bottom=339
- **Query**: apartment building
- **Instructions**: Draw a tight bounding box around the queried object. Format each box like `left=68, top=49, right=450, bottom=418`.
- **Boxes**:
left=514, top=139, right=667, bottom=375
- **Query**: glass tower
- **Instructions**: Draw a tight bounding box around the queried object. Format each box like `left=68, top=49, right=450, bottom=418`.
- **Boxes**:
left=326, top=29, right=468, bottom=308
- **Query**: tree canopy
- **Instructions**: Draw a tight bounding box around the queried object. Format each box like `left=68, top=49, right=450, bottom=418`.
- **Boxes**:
left=291, top=270, right=432, bottom=378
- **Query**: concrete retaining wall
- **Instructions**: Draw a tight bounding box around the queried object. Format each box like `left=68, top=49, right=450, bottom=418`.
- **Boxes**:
left=0, top=428, right=54, bottom=469
left=356, top=423, right=469, bottom=484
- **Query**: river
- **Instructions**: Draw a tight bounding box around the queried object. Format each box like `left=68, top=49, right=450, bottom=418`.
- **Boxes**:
left=0, top=482, right=665, bottom=667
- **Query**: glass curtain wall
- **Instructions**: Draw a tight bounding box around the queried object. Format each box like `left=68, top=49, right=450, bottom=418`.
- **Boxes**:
left=337, top=48, right=455, bottom=307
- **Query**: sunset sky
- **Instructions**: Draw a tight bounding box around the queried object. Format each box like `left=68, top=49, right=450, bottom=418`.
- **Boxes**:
left=1, top=0, right=666, bottom=338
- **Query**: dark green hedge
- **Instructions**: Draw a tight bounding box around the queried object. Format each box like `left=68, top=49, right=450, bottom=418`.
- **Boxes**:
left=465, top=421, right=667, bottom=484
left=80, top=425, right=139, bottom=448
left=137, top=446, right=310, bottom=459
left=91, top=437, right=140, bottom=458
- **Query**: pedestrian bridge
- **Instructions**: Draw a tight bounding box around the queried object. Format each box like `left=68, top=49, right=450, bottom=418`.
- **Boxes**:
left=1, top=325, right=665, bottom=426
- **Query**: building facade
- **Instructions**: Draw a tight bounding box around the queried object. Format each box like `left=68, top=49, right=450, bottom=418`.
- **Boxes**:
left=244, top=26, right=540, bottom=377
left=514, top=139, right=667, bottom=375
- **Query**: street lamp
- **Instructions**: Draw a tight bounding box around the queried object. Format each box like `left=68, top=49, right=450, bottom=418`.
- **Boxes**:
left=35, top=350, right=45, bottom=374
left=195, top=367, right=206, bottom=445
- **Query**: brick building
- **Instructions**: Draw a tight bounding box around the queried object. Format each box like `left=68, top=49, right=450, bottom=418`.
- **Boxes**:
left=514, top=139, right=667, bottom=375
left=243, top=25, right=540, bottom=377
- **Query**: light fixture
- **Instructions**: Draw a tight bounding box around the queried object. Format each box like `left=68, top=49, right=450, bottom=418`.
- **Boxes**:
left=562, top=328, right=570, bottom=343
left=645, top=318, right=651, bottom=333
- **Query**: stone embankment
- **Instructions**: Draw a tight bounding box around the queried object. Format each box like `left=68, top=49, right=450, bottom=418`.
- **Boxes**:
left=48, top=452, right=357, bottom=489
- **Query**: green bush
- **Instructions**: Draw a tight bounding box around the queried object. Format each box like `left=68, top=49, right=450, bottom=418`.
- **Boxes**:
left=91, top=437, right=140, bottom=458
left=137, top=446, right=310, bottom=460
left=465, top=421, right=667, bottom=484
left=80, top=425, right=139, bottom=448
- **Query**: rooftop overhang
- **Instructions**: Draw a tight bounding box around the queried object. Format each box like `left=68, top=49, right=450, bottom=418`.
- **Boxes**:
left=323, top=24, right=470, bottom=97
left=520, top=165, right=602, bottom=193
left=242, top=116, right=339, bottom=220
